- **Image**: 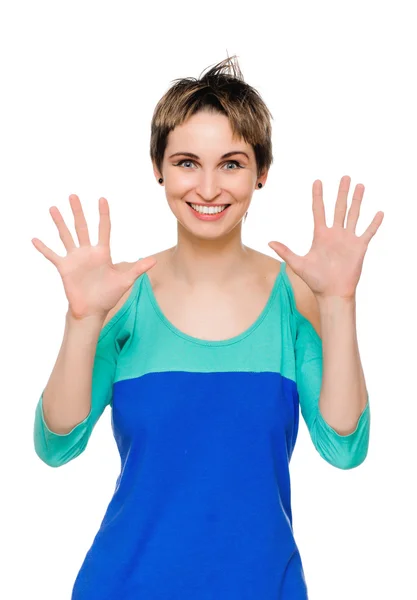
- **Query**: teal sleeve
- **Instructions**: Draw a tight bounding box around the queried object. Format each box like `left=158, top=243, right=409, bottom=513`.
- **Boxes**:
left=33, top=277, right=141, bottom=468
left=294, top=310, right=370, bottom=470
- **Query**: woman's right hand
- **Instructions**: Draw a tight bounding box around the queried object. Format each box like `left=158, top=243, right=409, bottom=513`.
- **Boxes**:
left=32, top=194, right=157, bottom=321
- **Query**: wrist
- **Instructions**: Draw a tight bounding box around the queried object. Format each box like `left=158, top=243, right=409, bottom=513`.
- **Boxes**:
left=316, top=294, right=356, bottom=309
left=65, top=309, right=106, bottom=330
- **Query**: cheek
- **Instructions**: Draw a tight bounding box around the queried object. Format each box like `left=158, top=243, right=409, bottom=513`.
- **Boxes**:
left=236, top=174, right=253, bottom=188
left=227, top=173, right=255, bottom=198
left=165, top=173, right=191, bottom=196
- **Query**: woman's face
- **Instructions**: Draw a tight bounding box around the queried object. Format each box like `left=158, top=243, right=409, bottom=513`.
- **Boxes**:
left=154, top=110, right=267, bottom=239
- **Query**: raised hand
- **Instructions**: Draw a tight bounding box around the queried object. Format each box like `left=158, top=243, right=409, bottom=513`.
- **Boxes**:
left=32, top=194, right=157, bottom=320
left=268, top=176, right=384, bottom=300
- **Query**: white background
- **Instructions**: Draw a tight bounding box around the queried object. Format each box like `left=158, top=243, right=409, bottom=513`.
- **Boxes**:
left=1, top=1, right=416, bottom=598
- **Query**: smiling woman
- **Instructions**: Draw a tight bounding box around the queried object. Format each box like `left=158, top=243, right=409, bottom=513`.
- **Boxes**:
left=32, top=55, right=371, bottom=600
left=149, top=58, right=272, bottom=231
left=150, top=58, right=273, bottom=178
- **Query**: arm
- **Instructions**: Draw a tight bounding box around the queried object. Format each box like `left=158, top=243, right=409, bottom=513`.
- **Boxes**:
left=294, top=285, right=370, bottom=470
left=316, top=295, right=369, bottom=436
left=34, top=263, right=138, bottom=468
left=31, top=188, right=157, bottom=468
left=40, top=312, right=105, bottom=436
left=269, top=175, right=382, bottom=469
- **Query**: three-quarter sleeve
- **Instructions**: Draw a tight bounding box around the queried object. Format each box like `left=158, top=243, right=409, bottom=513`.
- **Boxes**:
left=294, top=310, right=370, bottom=470
left=33, top=276, right=141, bottom=468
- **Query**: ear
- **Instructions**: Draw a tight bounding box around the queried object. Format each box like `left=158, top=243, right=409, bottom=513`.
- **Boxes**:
left=152, top=162, right=162, bottom=181
left=257, top=169, right=269, bottom=189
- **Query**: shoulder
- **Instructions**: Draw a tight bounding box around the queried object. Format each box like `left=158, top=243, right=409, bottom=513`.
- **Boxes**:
left=252, top=249, right=321, bottom=338
left=101, top=261, right=140, bottom=329
left=101, top=253, right=168, bottom=328
left=284, top=263, right=321, bottom=338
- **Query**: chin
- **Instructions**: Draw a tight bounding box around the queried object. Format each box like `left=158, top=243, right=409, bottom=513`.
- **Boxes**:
left=177, top=218, right=244, bottom=241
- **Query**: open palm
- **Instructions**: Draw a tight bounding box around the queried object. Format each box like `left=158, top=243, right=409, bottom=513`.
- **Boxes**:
left=32, top=194, right=156, bottom=319
left=269, top=176, right=384, bottom=299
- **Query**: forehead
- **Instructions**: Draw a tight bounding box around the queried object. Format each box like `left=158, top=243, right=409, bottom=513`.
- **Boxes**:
left=165, top=110, right=252, bottom=156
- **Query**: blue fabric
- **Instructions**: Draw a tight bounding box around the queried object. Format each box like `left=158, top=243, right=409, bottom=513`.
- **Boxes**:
left=33, top=261, right=370, bottom=599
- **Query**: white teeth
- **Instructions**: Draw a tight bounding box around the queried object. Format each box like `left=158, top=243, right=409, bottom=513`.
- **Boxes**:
left=190, top=204, right=228, bottom=214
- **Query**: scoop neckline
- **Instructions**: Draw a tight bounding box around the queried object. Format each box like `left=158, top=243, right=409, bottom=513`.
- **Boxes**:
left=142, top=261, right=286, bottom=347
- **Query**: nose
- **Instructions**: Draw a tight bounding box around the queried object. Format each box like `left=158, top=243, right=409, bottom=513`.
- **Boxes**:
left=195, top=171, right=222, bottom=202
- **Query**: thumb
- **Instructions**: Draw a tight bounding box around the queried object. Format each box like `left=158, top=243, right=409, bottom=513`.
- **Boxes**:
left=268, top=241, right=303, bottom=274
left=125, top=257, right=157, bottom=286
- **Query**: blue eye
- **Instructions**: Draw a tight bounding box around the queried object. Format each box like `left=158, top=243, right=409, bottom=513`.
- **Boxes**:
left=175, top=160, right=194, bottom=168
left=174, top=159, right=243, bottom=169
left=224, top=161, right=243, bottom=169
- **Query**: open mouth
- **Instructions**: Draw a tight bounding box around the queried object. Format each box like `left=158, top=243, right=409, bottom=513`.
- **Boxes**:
left=186, top=202, right=231, bottom=214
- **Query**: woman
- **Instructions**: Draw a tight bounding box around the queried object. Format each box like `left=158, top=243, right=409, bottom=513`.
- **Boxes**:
left=32, top=56, right=383, bottom=599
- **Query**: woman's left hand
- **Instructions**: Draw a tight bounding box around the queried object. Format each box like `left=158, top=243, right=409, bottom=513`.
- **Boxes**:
left=268, top=175, right=384, bottom=300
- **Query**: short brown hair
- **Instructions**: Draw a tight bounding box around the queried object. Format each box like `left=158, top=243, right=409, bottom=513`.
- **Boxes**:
left=150, top=55, right=273, bottom=179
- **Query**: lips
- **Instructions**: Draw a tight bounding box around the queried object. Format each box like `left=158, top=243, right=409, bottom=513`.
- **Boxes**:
left=185, top=202, right=231, bottom=221
left=186, top=202, right=231, bottom=209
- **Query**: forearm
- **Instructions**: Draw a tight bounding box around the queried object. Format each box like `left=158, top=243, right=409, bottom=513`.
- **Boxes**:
left=317, top=296, right=368, bottom=436
left=41, top=312, right=105, bottom=434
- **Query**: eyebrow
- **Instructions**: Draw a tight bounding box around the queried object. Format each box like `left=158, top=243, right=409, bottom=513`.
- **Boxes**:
left=168, top=151, right=250, bottom=160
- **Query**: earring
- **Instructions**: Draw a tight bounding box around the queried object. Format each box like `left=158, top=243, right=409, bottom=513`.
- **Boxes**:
left=257, top=182, right=262, bottom=188
left=158, top=178, right=163, bottom=184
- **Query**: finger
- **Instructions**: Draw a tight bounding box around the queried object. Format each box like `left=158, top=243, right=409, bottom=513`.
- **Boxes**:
left=312, top=179, right=326, bottom=229
left=346, top=184, right=364, bottom=232
left=97, top=197, right=111, bottom=246
left=49, top=206, right=77, bottom=252
left=31, top=237, right=62, bottom=267
left=361, top=211, right=384, bottom=245
left=69, top=194, right=91, bottom=246
left=125, top=257, right=158, bottom=286
left=333, top=175, right=350, bottom=227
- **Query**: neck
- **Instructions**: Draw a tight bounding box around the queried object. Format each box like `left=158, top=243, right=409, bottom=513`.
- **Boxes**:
left=168, top=222, right=251, bottom=287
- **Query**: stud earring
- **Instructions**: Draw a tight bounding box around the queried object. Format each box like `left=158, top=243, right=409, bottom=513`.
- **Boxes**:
left=158, top=178, right=163, bottom=184
left=257, top=182, right=262, bottom=188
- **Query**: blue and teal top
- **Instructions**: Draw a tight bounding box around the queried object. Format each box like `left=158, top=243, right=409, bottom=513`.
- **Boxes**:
left=33, top=261, right=370, bottom=599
